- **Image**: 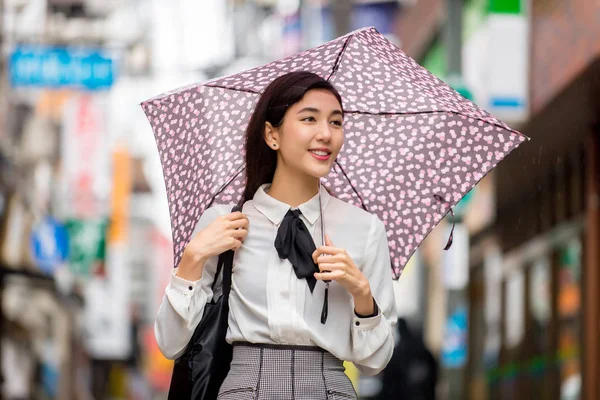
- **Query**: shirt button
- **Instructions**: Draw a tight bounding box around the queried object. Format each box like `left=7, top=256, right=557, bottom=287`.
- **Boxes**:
left=355, top=321, right=360, bottom=326
left=188, top=286, right=193, bottom=291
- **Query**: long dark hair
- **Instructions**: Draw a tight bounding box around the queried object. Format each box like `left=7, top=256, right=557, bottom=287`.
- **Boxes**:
left=241, top=71, right=343, bottom=204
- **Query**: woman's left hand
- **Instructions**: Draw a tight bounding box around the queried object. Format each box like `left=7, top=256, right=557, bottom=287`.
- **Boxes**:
left=312, top=235, right=373, bottom=304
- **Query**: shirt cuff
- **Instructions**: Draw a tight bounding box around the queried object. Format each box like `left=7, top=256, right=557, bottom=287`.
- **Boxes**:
left=353, top=299, right=382, bottom=330
left=170, top=268, right=203, bottom=294
left=353, top=313, right=382, bottom=330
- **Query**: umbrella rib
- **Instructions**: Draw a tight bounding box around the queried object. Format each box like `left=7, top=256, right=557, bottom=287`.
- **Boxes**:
left=344, top=109, right=529, bottom=138
left=344, top=109, right=443, bottom=116
left=327, top=35, right=354, bottom=82
left=203, top=84, right=262, bottom=95
left=206, top=163, right=246, bottom=209
left=334, top=160, right=368, bottom=212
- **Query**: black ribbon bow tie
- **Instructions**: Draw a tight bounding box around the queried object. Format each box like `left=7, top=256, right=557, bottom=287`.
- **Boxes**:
left=274, top=209, right=319, bottom=293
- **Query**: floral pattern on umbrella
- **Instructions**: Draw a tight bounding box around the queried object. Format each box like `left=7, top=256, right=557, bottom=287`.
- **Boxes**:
left=142, top=27, right=528, bottom=278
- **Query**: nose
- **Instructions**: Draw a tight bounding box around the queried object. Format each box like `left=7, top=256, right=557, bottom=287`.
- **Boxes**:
left=315, top=121, right=333, bottom=142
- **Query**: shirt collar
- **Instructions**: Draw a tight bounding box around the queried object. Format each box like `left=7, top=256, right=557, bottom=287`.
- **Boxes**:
left=252, top=183, right=331, bottom=226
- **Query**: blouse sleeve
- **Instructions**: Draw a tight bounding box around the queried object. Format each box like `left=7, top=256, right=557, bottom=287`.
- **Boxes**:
left=154, top=205, right=229, bottom=360
left=350, top=214, right=397, bottom=376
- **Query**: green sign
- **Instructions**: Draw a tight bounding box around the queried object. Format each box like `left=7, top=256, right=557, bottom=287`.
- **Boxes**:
left=488, top=0, right=521, bottom=14
left=66, top=218, right=107, bottom=277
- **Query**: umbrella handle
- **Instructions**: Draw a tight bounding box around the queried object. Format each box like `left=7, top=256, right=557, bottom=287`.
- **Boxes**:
left=319, top=180, right=331, bottom=325
left=319, top=180, right=331, bottom=282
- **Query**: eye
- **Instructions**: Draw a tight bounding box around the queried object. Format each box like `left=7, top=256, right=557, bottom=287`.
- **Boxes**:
left=301, top=116, right=316, bottom=122
left=331, top=120, right=343, bottom=127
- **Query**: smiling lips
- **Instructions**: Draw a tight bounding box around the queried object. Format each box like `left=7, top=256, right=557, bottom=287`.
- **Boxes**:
left=309, top=148, right=332, bottom=161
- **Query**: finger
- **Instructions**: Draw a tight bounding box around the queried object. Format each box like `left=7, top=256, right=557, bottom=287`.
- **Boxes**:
left=317, top=253, right=347, bottom=264
left=233, top=228, right=248, bottom=240
left=317, top=262, right=345, bottom=272
left=312, top=249, right=319, bottom=262
left=312, top=246, right=344, bottom=263
left=229, top=218, right=249, bottom=229
left=231, top=238, right=242, bottom=250
left=314, top=270, right=344, bottom=281
left=316, top=246, right=343, bottom=255
left=225, top=211, right=247, bottom=221
left=325, top=234, right=333, bottom=247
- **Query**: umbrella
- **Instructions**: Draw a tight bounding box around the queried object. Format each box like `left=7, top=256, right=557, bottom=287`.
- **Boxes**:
left=141, top=27, right=528, bottom=279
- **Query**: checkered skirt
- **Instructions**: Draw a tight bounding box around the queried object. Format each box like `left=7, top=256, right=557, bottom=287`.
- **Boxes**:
left=217, top=342, right=358, bottom=400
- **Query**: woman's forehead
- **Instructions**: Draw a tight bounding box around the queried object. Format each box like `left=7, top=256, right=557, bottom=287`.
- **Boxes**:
left=293, top=89, right=342, bottom=112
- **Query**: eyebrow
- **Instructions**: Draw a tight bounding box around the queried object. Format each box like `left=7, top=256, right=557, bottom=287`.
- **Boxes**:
left=296, top=107, right=344, bottom=117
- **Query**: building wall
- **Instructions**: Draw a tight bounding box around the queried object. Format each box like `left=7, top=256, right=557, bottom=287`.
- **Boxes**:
left=530, top=0, right=600, bottom=113
left=394, top=0, right=444, bottom=60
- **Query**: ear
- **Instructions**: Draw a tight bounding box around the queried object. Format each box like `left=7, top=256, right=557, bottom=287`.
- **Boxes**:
left=264, top=121, right=280, bottom=149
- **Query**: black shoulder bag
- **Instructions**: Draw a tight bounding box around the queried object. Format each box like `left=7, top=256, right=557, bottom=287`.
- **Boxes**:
left=168, top=205, right=240, bottom=400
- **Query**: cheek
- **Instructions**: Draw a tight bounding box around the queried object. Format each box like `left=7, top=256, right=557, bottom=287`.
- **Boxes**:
left=333, top=131, right=345, bottom=153
left=281, top=129, right=311, bottom=159
left=284, top=126, right=313, bottom=151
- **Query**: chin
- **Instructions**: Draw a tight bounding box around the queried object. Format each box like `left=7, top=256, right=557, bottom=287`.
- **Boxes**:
left=306, top=166, right=332, bottom=179
left=298, top=156, right=335, bottom=179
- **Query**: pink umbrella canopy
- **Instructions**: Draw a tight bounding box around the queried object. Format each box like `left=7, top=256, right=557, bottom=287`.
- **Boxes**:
left=142, top=27, right=528, bottom=279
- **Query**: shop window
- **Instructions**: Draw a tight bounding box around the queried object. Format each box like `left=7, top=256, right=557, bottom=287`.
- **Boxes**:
left=557, top=239, right=582, bottom=400
left=529, top=256, right=552, bottom=399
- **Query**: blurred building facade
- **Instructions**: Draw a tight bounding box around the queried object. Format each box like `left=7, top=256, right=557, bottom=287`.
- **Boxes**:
left=490, top=2, right=600, bottom=400
left=409, top=1, right=600, bottom=400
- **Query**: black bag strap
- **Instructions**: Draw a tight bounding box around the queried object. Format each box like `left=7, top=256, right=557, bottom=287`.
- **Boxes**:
left=210, top=204, right=242, bottom=295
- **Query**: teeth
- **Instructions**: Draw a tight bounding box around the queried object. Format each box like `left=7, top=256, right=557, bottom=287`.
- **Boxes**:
left=311, top=151, right=329, bottom=156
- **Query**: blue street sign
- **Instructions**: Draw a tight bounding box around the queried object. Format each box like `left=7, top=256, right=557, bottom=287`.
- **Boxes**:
left=30, top=217, right=70, bottom=275
left=441, top=307, right=468, bottom=368
left=9, top=46, right=115, bottom=90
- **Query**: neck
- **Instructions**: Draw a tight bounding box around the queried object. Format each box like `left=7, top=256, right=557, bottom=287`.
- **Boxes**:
left=268, top=163, right=320, bottom=208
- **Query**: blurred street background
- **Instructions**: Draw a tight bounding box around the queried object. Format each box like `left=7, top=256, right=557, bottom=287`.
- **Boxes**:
left=0, top=0, right=598, bottom=399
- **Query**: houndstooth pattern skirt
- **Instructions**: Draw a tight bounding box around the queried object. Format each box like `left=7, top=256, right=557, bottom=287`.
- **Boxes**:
left=217, top=342, right=358, bottom=400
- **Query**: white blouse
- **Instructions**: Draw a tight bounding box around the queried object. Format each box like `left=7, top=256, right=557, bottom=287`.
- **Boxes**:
left=155, top=184, right=397, bottom=376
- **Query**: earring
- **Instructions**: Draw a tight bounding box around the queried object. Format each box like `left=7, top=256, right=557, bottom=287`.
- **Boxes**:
left=272, top=143, right=278, bottom=148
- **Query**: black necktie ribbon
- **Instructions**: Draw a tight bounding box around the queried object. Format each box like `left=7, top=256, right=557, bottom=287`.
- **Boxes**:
left=274, top=209, right=319, bottom=293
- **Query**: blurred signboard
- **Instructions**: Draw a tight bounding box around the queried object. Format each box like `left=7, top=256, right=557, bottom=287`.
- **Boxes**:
left=9, top=45, right=114, bottom=90
left=486, top=0, right=529, bottom=123
left=65, top=218, right=107, bottom=278
left=108, top=145, right=131, bottom=243
left=558, top=239, right=581, bottom=318
left=61, top=94, right=110, bottom=218
left=441, top=307, right=468, bottom=368
left=30, top=216, right=70, bottom=274
left=84, top=147, right=132, bottom=359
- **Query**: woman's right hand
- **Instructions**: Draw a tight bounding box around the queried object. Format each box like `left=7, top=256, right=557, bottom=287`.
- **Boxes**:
left=176, top=211, right=249, bottom=281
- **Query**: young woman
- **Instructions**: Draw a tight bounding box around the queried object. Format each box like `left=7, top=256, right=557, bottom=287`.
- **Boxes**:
left=155, top=71, right=397, bottom=399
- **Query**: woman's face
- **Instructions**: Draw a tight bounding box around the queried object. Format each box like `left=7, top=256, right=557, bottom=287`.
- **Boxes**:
left=265, top=89, right=344, bottom=179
